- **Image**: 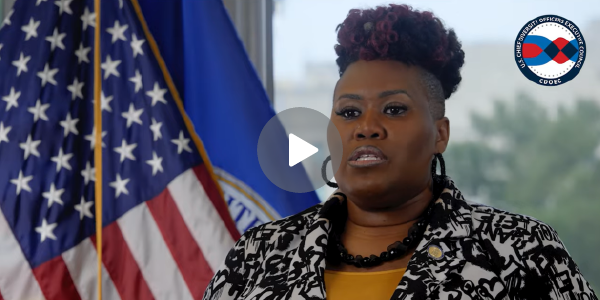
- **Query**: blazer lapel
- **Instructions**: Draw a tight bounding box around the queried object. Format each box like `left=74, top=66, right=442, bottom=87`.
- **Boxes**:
left=284, top=191, right=349, bottom=299
left=393, top=178, right=473, bottom=299
left=285, top=212, right=331, bottom=299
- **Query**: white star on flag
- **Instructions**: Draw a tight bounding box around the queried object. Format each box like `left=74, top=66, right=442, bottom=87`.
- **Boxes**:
left=146, top=82, right=167, bottom=106
left=42, top=183, right=64, bottom=208
left=19, top=134, right=41, bottom=159
left=146, top=151, right=164, bottom=176
left=2, top=87, right=21, bottom=111
left=12, top=52, right=31, bottom=76
left=10, top=171, right=33, bottom=195
left=130, top=34, right=145, bottom=57
left=84, top=127, right=107, bottom=149
left=80, top=162, right=96, bottom=185
left=106, top=20, right=128, bottom=43
left=75, top=43, right=91, bottom=64
left=59, top=112, right=79, bottom=136
left=101, top=55, right=121, bottom=79
left=121, top=103, right=144, bottom=128
left=45, top=28, right=66, bottom=51
left=54, top=0, right=73, bottom=15
left=28, top=99, right=50, bottom=122
left=172, top=131, right=192, bottom=154
left=50, top=148, right=73, bottom=172
left=75, top=197, right=94, bottom=220
left=114, top=139, right=137, bottom=162
left=67, top=77, right=84, bottom=100
left=21, top=18, right=40, bottom=41
left=109, top=174, right=130, bottom=197
left=129, top=69, right=143, bottom=93
left=0, top=122, right=11, bottom=144
left=93, top=92, right=113, bottom=112
left=37, top=63, right=59, bottom=87
left=35, top=219, right=57, bottom=242
left=81, top=7, right=95, bottom=30
left=150, top=118, right=163, bottom=141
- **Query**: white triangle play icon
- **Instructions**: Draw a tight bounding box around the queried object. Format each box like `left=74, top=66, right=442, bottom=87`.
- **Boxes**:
left=289, top=133, right=318, bottom=167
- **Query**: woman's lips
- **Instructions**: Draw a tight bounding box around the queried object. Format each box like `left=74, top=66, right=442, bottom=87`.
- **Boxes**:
left=347, top=158, right=387, bottom=167
left=347, top=145, right=388, bottom=167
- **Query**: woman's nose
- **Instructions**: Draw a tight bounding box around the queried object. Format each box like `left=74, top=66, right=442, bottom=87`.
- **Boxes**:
left=354, top=111, right=386, bottom=140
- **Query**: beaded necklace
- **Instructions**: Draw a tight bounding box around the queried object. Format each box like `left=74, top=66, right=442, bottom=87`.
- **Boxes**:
left=325, top=180, right=442, bottom=268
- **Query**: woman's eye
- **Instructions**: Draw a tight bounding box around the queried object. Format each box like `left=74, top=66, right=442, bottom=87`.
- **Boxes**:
left=384, top=105, right=407, bottom=115
left=336, top=108, right=361, bottom=119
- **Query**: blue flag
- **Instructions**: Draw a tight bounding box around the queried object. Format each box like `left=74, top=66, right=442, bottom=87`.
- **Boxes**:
left=138, top=0, right=321, bottom=233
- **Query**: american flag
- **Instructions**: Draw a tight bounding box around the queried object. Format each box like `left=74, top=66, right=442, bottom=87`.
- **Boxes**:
left=0, top=0, right=240, bottom=299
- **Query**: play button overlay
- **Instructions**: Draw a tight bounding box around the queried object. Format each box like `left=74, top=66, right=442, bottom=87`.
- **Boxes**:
left=289, top=134, right=318, bottom=167
left=257, top=107, right=343, bottom=193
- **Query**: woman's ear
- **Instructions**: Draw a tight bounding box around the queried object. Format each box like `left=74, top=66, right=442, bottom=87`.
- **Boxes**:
left=435, top=117, right=450, bottom=153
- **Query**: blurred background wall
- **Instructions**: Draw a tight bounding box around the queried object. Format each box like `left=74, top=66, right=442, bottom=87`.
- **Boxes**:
left=2, top=0, right=14, bottom=21
left=222, top=0, right=275, bottom=103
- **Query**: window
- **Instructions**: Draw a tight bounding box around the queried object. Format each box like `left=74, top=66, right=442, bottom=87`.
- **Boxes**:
left=273, top=0, right=600, bottom=286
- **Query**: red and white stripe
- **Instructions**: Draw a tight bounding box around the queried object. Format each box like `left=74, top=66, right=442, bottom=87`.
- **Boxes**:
left=0, top=208, right=46, bottom=300
left=0, top=165, right=239, bottom=300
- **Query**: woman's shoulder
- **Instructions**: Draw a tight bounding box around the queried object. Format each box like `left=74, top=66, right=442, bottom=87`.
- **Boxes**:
left=465, top=200, right=570, bottom=264
left=467, top=200, right=559, bottom=240
left=464, top=200, right=598, bottom=298
left=241, top=202, right=323, bottom=244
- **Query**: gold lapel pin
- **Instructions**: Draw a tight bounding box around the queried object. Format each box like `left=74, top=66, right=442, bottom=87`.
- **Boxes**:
left=428, top=245, right=444, bottom=260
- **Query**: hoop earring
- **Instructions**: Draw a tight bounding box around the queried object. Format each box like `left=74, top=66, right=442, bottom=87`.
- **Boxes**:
left=431, top=153, right=447, bottom=181
left=321, top=155, right=339, bottom=188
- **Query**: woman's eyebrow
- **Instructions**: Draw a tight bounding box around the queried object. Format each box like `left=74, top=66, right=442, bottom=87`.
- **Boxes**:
left=336, top=89, right=410, bottom=101
left=336, top=93, right=363, bottom=101
left=378, top=89, right=410, bottom=98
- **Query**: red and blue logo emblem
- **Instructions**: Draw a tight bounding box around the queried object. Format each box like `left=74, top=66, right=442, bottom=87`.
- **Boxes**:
left=515, top=15, right=586, bottom=86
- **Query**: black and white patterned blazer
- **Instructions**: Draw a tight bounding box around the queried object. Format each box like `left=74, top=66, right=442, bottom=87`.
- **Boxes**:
left=203, top=178, right=598, bottom=300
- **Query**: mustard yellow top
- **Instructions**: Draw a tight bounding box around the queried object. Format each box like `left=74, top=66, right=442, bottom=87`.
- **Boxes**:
left=324, top=268, right=406, bottom=300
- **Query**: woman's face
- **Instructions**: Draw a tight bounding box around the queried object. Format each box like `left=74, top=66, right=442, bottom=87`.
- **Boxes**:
left=331, top=60, right=449, bottom=209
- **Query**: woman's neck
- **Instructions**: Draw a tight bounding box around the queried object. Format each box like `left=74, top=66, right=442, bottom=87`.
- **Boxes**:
left=332, top=186, right=433, bottom=271
left=345, top=185, right=433, bottom=229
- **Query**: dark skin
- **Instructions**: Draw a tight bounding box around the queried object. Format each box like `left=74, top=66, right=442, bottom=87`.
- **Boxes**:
left=327, top=60, right=450, bottom=272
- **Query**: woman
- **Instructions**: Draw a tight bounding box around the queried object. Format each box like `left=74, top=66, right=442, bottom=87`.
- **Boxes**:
left=203, top=4, right=597, bottom=300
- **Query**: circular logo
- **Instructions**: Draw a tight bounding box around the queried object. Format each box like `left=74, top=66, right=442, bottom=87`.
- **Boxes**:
left=257, top=107, right=343, bottom=193
left=514, top=15, right=586, bottom=86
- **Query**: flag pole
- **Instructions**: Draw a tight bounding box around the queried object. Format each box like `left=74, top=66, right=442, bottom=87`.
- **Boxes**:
left=93, top=0, right=103, bottom=298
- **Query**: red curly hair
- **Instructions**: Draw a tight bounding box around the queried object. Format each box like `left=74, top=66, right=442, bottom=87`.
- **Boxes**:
left=334, top=4, right=465, bottom=104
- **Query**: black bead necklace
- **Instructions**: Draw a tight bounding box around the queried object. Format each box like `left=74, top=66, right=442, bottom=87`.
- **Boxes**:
left=326, top=182, right=441, bottom=269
